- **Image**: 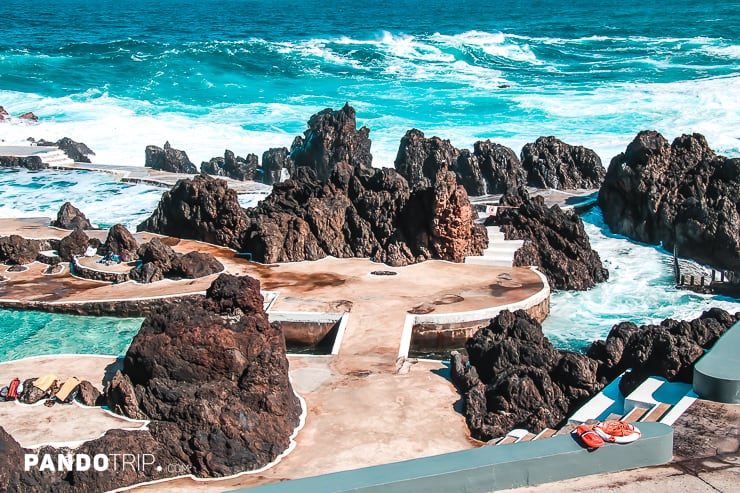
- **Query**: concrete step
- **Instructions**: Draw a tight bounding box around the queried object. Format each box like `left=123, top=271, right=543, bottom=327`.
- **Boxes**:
left=533, top=428, right=558, bottom=440
left=478, top=253, right=516, bottom=262
left=464, top=256, right=513, bottom=267
left=483, top=245, right=522, bottom=255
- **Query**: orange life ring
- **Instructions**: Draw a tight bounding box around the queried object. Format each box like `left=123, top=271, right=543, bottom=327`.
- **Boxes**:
left=594, top=420, right=641, bottom=444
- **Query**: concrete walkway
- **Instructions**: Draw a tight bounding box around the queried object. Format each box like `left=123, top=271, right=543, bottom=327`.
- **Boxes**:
left=0, top=145, right=271, bottom=194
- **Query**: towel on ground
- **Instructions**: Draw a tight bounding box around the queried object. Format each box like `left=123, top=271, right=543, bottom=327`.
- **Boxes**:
left=33, top=374, right=59, bottom=392
left=55, top=377, right=81, bottom=402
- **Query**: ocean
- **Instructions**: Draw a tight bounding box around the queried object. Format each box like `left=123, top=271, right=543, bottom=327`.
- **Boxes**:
left=0, top=0, right=738, bottom=359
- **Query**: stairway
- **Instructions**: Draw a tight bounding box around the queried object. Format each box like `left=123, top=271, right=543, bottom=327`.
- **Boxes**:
left=464, top=226, right=524, bottom=267
left=39, top=148, right=75, bottom=167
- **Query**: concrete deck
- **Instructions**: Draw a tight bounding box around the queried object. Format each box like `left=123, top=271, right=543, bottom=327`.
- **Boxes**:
left=694, top=320, right=740, bottom=404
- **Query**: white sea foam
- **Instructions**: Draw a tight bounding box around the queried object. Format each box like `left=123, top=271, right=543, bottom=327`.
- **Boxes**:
left=542, top=208, right=740, bottom=350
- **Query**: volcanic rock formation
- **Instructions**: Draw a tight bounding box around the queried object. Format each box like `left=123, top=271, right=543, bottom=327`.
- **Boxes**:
left=201, top=149, right=259, bottom=181
left=262, top=147, right=294, bottom=185
left=145, top=141, right=197, bottom=174
left=521, top=136, right=605, bottom=190
left=138, top=174, right=248, bottom=248
left=0, top=155, right=46, bottom=170
left=452, top=308, right=738, bottom=441
left=599, top=131, right=740, bottom=271
left=0, top=235, right=41, bottom=264
left=0, top=274, right=302, bottom=492
left=99, top=224, right=139, bottom=259
left=487, top=189, right=608, bottom=290
left=58, top=228, right=90, bottom=262
left=290, top=103, right=372, bottom=181
left=32, top=137, right=95, bottom=163
left=140, top=106, right=487, bottom=266
left=51, top=202, right=93, bottom=230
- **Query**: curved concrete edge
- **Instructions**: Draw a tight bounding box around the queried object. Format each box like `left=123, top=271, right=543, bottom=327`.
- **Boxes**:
left=397, top=266, right=550, bottom=358
left=235, top=422, right=672, bottom=493
left=693, top=321, right=740, bottom=403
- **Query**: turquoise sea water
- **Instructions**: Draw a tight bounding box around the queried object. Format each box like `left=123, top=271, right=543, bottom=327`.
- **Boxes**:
left=0, top=0, right=738, bottom=359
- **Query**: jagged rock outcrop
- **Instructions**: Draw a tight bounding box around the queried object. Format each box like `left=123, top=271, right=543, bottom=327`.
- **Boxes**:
left=487, top=190, right=608, bottom=290
left=474, top=140, right=527, bottom=194
left=145, top=141, right=197, bottom=174
left=128, top=238, right=223, bottom=283
left=51, top=201, right=93, bottom=230
left=124, top=273, right=301, bottom=476
left=599, top=131, right=740, bottom=271
left=394, top=130, right=531, bottom=197
left=58, top=228, right=89, bottom=262
left=0, top=106, right=7, bottom=120
left=290, top=103, right=372, bottom=181
left=0, top=274, right=302, bottom=492
left=19, top=112, right=38, bottom=121
left=140, top=107, right=487, bottom=266
left=451, top=310, right=601, bottom=441
left=76, top=380, right=102, bottom=407
left=33, top=137, right=95, bottom=163
left=100, top=224, right=138, bottom=259
left=0, top=235, right=41, bottom=264
left=522, top=136, right=605, bottom=190
left=262, top=147, right=294, bottom=185
left=588, top=307, right=740, bottom=395
left=0, top=155, right=46, bottom=170
left=242, top=163, right=487, bottom=265
left=138, top=174, right=248, bottom=248
left=452, top=308, right=738, bottom=441
left=200, top=150, right=259, bottom=181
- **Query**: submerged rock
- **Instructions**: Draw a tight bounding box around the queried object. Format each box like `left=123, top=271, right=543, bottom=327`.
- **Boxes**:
left=599, top=131, right=740, bottom=271
left=521, top=136, right=605, bottom=189
left=19, top=112, right=38, bottom=122
left=145, top=141, right=197, bottom=174
left=51, top=201, right=93, bottom=230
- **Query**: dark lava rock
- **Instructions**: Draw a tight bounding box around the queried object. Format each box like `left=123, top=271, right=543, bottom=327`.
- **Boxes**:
left=599, top=131, right=740, bottom=271
left=487, top=190, right=608, bottom=290
left=522, top=136, right=605, bottom=190
left=76, top=380, right=102, bottom=407
left=106, top=370, right=146, bottom=420
left=145, top=141, right=197, bottom=174
left=51, top=201, right=93, bottom=230
left=394, top=129, right=530, bottom=197
left=0, top=106, right=7, bottom=120
left=290, top=103, right=372, bottom=181
left=138, top=174, right=249, bottom=248
left=140, top=107, right=487, bottom=266
left=137, top=237, right=176, bottom=271
left=19, top=112, right=38, bottom=122
left=123, top=273, right=301, bottom=477
left=587, top=307, right=740, bottom=395
left=58, top=228, right=89, bottom=262
left=201, top=150, right=259, bottom=181
left=0, top=155, right=46, bottom=170
left=452, top=308, right=738, bottom=441
left=394, top=128, right=485, bottom=195
left=168, top=251, right=223, bottom=279
left=452, top=310, right=601, bottom=440
left=262, top=147, right=294, bottom=185
left=100, top=224, right=138, bottom=259
left=474, top=140, right=527, bottom=194
left=242, top=162, right=486, bottom=265
left=18, top=378, right=47, bottom=404
left=0, top=235, right=41, bottom=265
left=34, top=137, right=95, bottom=163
